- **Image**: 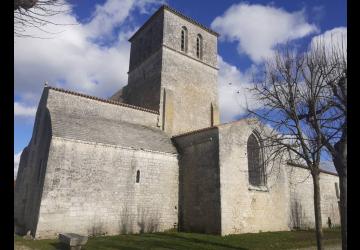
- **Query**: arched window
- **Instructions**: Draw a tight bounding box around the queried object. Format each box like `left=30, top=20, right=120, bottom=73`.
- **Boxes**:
left=136, top=170, right=140, bottom=183
left=247, top=131, right=265, bottom=186
left=196, top=34, right=203, bottom=59
left=181, top=26, right=188, bottom=52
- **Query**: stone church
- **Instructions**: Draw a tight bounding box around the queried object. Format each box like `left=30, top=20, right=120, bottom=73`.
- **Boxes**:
left=14, top=5, right=340, bottom=239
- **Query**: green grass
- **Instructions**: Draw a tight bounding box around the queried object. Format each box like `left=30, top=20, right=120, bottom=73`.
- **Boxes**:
left=14, top=228, right=341, bottom=250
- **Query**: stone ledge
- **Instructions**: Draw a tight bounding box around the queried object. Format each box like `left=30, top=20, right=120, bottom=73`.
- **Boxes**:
left=59, top=233, right=88, bottom=249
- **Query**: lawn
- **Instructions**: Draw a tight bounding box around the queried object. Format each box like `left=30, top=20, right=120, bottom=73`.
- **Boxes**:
left=14, top=228, right=341, bottom=250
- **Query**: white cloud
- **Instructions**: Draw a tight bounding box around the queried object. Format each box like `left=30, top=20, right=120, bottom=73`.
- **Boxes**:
left=211, top=3, right=318, bottom=63
left=14, top=102, right=37, bottom=117
left=14, top=0, right=165, bottom=109
left=218, top=56, right=261, bottom=122
left=84, top=0, right=135, bottom=38
left=14, top=151, right=22, bottom=178
left=310, top=27, right=347, bottom=55
left=85, top=0, right=166, bottom=39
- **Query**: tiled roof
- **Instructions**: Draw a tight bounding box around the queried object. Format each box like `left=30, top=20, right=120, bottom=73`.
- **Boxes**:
left=287, top=161, right=338, bottom=176
left=129, top=5, right=219, bottom=42
left=172, top=126, right=217, bottom=138
left=163, top=5, right=220, bottom=36
left=51, top=112, right=177, bottom=154
left=47, top=86, right=159, bottom=114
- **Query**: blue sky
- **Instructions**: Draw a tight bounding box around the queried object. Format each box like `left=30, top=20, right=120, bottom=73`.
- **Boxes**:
left=14, top=0, right=346, bottom=175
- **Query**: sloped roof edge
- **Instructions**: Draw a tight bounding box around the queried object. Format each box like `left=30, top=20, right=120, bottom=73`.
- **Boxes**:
left=129, top=4, right=219, bottom=42
left=47, top=86, right=159, bottom=114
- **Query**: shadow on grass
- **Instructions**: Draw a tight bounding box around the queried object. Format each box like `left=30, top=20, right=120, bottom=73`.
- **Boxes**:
left=15, top=229, right=341, bottom=250
left=148, top=233, right=246, bottom=249
left=86, top=233, right=247, bottom=250
left=49, top=242, right=68, bottom=250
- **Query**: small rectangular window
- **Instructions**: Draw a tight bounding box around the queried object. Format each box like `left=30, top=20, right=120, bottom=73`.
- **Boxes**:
left=136, top=170, right=140, bottom=183
left=335, top=182, right=340, bottom=199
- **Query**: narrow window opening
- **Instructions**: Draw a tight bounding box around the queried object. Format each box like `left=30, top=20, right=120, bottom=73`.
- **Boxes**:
left=335, top=182, right=340, bottom=199
left=196, top=34, right=203, bottom=59
left=136, top=170, right=140, bottom=183
left=181, top=27, right=187, bottom=52
left=247, top=132, right=265, bottom=186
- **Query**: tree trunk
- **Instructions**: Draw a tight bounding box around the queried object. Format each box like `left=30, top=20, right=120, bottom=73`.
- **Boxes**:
left=312, top=172, right=324, bottom=250
left=333, top=138, right=347, bottom=250
left=338, top=175, right=347, bottom=250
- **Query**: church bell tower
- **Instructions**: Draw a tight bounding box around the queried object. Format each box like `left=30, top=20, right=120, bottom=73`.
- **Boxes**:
left=120, top=5, right=220, bottom=136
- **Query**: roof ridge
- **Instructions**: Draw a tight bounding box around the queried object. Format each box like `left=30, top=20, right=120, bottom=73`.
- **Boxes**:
left=172, top=126, right=217, bottom=138
left=162, top=5, right=219, bottom=36
left=129, top=4, right=219, bottom=42
left=287, top=161, right=338, bottom=176
left=47, top=86, right=159, bottom=114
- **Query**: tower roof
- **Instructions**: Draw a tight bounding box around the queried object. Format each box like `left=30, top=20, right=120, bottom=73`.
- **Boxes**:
left=129, top=4, right=219, bottom=42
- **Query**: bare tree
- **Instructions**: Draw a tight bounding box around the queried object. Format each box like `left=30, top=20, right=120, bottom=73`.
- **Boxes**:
left=303, top=41, right=347, bottom=250
left=14, top=0, right=71, bottom=38
left=247, top=42, right=346, bottom=250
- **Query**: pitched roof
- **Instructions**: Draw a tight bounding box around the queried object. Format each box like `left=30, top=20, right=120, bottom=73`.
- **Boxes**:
left=287, top=161, right=338, bottom=176
left=172, top=126, right=217, bottom=139
left=51, top=112, right=177, bottom=154
left=129, top=5, right=219, bottom=42
left=48, top=86, right=159, bottom=114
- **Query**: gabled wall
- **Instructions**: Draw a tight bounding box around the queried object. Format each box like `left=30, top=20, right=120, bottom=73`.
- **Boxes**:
left=15, top=87, right=178, bottom=239
left=217, top=120, right=290, bottom=235
left=217, top=119, right=340, bottom=235
left=14, top=89, right=52, bottom=237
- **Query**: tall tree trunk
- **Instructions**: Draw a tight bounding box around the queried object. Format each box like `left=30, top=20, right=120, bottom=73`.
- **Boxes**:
left=312, top=172, right=324, bottom=250
left=339, top=175, right=347, bottom=250
left=333, top=136, right=347, bottom=250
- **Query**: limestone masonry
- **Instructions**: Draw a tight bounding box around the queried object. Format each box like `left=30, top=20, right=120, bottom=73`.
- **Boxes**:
left=14, top=5, right=340, bottom=239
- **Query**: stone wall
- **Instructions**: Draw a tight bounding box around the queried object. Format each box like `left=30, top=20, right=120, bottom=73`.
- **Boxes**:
left=173, top=128, right=221, bottom=234
left=217, top=120, right=290, bottom=235
left=120, top=7, right=220, bottom=136
left=128, top=10, right=164, bottom=72
left=161, top=47, right=218, bottom=136
left=14, top=90, right=52, bottom=237
left=160, top=9, right=219, bottom=136
left=125, top=10, right=164, bottom=111
left=125, top=50, right=163, bottom=111
left=287, top=166, right=340, bottom=229
left=217, top=119, right=340, bottom=235
left=14, top=87, right=176, bottom=239
left=35, top=137, right=179, bottom=238
left=163, top=8, right=218, bottom=68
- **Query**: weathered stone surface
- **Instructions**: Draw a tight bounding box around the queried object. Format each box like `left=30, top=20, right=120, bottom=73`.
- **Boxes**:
left=14, top=5, right=340, bottom=240
left=35, top=137, right=178, bottom=238
left=59, top=233, right=88, bottom=247
left=121, top=6, right=219, bottom=136
left=173, top=119, right=340, bottom=236
left=173, top=127, right=221, bottom=234
left=217, top=120, right=291, bottom=235
left=287, top=166, right=340, bottom=229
